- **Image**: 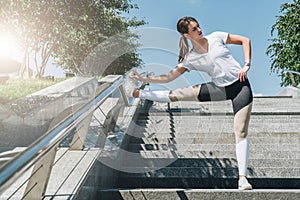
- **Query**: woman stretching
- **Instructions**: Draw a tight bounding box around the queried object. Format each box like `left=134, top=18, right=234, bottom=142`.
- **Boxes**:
left=127, top=16, right=253, bottom=190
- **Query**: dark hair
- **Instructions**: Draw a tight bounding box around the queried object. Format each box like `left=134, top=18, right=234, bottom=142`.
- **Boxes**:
left=177, top=16, right=198, bottom=63
left=177, top=16, right=198, bottom=34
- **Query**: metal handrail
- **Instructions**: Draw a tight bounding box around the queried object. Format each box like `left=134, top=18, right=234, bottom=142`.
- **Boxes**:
left=0, top=75, right=127, bottom=195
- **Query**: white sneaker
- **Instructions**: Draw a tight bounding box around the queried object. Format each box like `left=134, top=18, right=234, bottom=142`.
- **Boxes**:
left=238, top=177, right=252, bottom=190
left=124, top=69, right=140, bottom=98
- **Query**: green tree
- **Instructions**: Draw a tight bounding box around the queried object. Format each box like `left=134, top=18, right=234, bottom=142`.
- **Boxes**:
left=0, top=1, right=66, bottom=78
left=53, top=0, right=145, bottom=76
left=266, top=0, right=300, bottom=86
left=0, top=0, right=145, bottom=78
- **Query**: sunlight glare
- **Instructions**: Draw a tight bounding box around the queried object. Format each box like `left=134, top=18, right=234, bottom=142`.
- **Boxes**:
left=0, top=31, right=17, bottom=58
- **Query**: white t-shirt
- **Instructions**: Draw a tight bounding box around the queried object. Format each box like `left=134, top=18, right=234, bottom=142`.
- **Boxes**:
left=178, top=31, right=242, bottom=87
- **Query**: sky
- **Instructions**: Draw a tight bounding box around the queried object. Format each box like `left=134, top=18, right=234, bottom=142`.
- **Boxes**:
left=43, top=0, right=293, bottom=96
left=119, top=0, right=294, bottom=96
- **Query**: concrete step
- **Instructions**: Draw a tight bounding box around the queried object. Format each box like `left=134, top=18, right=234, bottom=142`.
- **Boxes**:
left=97, top=188, right=300, bottom=200
left=136, top=114, right=300, bottom=122
left=135, top=118, right=300, bottom=133
left=137, top=150, right=299, bottom=159
left=160, top=107, right=300, bottom=115
left=100, top=175, right=300, bottom=192
left=139, top=107, right=300, bottom=117
left=134, top=123, right=300, bottom=133
left=252, top=97, right=300, bottom=113
left=128, top=127, right=300, bottom=136
left=135, top=117, right=300, bottom=127
left=113, top=177, right=300, bottom=190
left=127, top=130, right=300, bottom=137
left=117, top=166, right=300, bottom=178
left=128, top=121, right=299, bottom=137
left=127, top=135, right=300, bottom=145
left=96, top=154, right=300, bottom=173
left=121, top=158, right=300, bottom=169
left=127, top=143, right=299, bottom=152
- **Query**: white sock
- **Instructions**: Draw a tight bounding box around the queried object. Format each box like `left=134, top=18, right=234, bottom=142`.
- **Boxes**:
left=139, top=90, right=171, bottom=102
left=236, top=137, right=249, bottom=176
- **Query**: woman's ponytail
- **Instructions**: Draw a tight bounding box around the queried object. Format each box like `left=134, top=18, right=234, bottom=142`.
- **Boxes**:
left=178, top=36, right=189, bottom=63
left=177, top=16, right=198, bottom=63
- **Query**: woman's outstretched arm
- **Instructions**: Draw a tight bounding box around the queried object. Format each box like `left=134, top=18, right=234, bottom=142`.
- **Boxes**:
left=132, top=66, right=187, bottom=84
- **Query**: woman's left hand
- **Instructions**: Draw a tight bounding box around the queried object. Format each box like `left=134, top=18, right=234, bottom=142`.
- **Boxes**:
left=238, top=66, right=250, bottom=82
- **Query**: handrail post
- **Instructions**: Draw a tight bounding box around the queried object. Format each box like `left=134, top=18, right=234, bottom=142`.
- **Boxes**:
left=22, top=110, right=65, bottom=200
left=23, top=145, right=58, bottom=200
left=119, top=85, right=130, bottom=107
left=69, top=112, right=93, bottom=150
left=70, top=75, right=125, bottom=150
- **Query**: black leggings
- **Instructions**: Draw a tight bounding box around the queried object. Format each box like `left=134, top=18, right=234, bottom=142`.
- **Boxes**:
left=198, top=79, right=253, bottom=115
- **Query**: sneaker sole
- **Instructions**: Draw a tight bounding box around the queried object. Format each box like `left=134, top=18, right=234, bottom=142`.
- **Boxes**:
left=238, top=186, right=253, bottom=190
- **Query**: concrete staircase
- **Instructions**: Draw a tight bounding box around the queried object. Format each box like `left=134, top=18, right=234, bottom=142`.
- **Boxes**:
left=95, top=96, right=300, bottom=199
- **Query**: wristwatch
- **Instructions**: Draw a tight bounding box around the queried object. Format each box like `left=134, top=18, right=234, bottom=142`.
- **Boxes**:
left=244, top=62, right=251, bottom=67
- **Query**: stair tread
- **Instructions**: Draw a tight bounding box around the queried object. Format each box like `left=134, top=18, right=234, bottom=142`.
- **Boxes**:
left=121, top=157, right=300, bottom=167
left=117, top=167, right=300, bottom=178
left=99, top=177, right=300, bottom=191
left=128, top=143, right=299, bottom=150
left=99, top=188, right=300, bottom=192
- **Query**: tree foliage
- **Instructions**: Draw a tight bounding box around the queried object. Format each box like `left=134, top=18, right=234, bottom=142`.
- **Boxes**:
left=0, top=0, right=145, bottom=78
left=266, top=0, right=300, bottom=86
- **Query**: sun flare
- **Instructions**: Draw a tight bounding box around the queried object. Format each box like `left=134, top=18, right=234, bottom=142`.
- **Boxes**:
left=0, top=31, right=18, bottom=58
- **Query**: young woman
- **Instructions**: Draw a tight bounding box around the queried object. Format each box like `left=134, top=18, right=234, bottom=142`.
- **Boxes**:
left=127, top=16, right=253, bottom=190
